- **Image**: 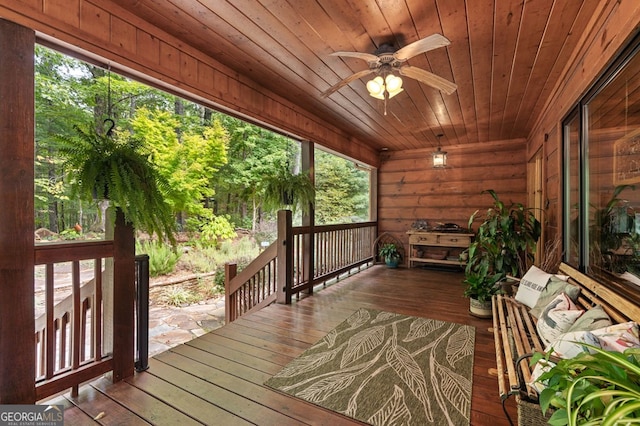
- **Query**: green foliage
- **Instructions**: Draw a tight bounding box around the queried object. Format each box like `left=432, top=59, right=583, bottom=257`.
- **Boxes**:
left=59, top=228, right=81, bottom=240
left=181, top=237, right=260, bottom=274
left=463, top=189, right=541, bottom=301
left=136, top=240, right=181, bottom=277
left=158, top=286, right=199, bottom=306
left=379, top=243, right=402, bottom=262
left=315, top=150, right=369, bottom=224
left=261, top=164, right=315, bottom=214
left=536, top=345, right=640, bottom=426
left=57, top=124, right=177, bottom=244
left=131, top=108, right=228, bottom=217
left=198, top=213, right=236, bottom=247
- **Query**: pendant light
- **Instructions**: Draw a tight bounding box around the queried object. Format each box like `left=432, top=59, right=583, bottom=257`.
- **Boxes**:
left=432, top=134, right=447, bottom=168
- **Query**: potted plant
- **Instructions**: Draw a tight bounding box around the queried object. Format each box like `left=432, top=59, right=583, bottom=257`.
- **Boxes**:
left=379, top=243, right=402, bottom=268
left=262, top=164, right=315, bottom=214
left=463, top=189, right=541, bottom=317
left=57, top=124, right=176, bottom=244
left=533, top=345, right=640, bottom=425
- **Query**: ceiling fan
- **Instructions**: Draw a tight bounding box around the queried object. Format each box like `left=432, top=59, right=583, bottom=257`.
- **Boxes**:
left=321, top=34, right=457, bottom=100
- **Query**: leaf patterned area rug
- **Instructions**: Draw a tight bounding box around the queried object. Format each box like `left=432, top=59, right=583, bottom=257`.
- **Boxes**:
left=265, top=308, right=475, bottom=425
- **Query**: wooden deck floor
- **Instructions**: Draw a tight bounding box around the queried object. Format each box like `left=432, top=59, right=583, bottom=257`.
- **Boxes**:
left=49, top=265, right=518, bottom=425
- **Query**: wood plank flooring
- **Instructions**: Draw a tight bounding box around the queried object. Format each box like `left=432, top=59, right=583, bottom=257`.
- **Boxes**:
left=48, top=265, right=518, bottom=425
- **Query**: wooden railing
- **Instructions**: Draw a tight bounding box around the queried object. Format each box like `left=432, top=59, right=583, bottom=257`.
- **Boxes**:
left=33, top=210, right=136, bottom=401
left=34, top=241, right=114, bottom=400
left=225, top=210, right=376, bottom=322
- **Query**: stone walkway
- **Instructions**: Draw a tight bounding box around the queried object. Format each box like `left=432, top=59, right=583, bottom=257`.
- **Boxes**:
left=147, top=296, right=226, bottom=357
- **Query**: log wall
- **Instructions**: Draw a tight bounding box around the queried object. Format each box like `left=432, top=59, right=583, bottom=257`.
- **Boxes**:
left=0, top=0, right=379, bottom=167
left=378, top=139, right=527, bottom=250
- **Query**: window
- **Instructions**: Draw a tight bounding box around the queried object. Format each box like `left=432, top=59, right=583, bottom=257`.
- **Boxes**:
left=563, top=34, right=640, bottom=284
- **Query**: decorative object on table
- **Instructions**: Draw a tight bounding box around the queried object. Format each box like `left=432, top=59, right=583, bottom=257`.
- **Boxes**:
left=265, top=308, right=475, bottom=426
left=379, top=243, right=402, bottom=268
left=411, top=219, right=429, bottom=230
left=462, top=189, right=541, bottom=318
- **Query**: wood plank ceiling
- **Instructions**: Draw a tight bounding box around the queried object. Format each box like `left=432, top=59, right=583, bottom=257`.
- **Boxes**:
left=110, top=0, right=600, bottom=153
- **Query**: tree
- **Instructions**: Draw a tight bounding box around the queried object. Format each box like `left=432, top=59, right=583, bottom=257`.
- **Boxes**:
left=315, top=150, right=369, bottom=224
left=130, top=107, right=228, bottom=222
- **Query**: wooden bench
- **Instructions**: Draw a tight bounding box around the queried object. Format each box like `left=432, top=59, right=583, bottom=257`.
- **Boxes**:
left=492, top=262, right=640, bottom=425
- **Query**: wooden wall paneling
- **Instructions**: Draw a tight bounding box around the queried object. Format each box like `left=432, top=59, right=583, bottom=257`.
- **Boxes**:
left=137, top=30, right=160, bottom=65
left=79, top=1, right=110, bottom=40
left=111, top=16, right=136, bottom=54
left=0, top=19, right=35, bottom=403
left=44, top=0, right=80, bottom=27
left=378, top=138, right=527, bottom=246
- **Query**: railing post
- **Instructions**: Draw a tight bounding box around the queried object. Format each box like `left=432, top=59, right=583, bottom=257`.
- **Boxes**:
left=277, top=210, right=293, bottom=304
left=135, top=254, right=149, bottom=372
left=301, top=140, right=315, bottom=295
left=225, top=263, right=237, bottom=323
left=111, top=209, right=136, bottom=382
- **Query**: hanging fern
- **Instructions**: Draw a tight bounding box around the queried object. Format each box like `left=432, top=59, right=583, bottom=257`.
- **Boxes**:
left=261, top=164, right=315, bottom=214
left=56, top=124, right=176, bottom=244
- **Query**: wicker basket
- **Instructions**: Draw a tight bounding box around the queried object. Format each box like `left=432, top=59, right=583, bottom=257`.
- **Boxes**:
left=516, top=396, right=553, bottom=426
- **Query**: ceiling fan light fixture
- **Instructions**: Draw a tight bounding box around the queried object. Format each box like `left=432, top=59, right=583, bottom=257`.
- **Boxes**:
left=366, top=76, right=385, bottom=98
left=385, top=74, right=403, bottom=92
left=432, top=146, right=447, bottom=168
left=366, top=74, right=403, bottom=100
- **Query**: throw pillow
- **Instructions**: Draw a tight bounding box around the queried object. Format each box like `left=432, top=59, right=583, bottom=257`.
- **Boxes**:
left=545, top=329, right=600, bottom=359
left=515, top=265, right=552, bottom=308
left=530, top=277, right=581, bottom=318
left=536, top=292, right=584, bottom=346
left=591, top=321, right=640, bottom=352
left=566, top=305, right=613, bottom=333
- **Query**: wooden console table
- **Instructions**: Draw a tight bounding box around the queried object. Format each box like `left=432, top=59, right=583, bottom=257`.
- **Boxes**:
left=407, top=230, right=474, bottom=268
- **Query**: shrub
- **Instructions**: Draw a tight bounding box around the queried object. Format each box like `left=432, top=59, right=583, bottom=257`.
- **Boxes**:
left=136, top=240, right=181, bottom=277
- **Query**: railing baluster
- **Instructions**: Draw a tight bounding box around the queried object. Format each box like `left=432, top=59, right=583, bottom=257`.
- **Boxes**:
left=45, top=264, right=54, bottom=379
left=94, top=258, right=102, bottom=362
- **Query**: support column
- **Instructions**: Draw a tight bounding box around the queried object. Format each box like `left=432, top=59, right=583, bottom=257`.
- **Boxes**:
left=0, top=19, right=35, bottom=403
left=301, top=141, right=315, bottom=294
left=276, top=210, right=293, bottom=304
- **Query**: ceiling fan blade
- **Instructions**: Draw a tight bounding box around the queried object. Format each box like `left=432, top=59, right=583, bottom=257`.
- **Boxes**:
left=395, top=34, right=451, bottom=61
left=330, top=51, right=379, bottom=64
left=321, top=69, right=376, bottom=98
left=399, top=66, right=457, bottom=95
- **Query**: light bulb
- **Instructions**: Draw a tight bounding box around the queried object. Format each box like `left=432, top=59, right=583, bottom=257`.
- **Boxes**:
left=366, top=76, right=384, bottom=97
left=385, top=75, right=403, bottom=92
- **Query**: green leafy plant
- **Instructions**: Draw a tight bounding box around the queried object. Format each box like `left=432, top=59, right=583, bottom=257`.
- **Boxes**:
left=379, top=243, right=402, bottom=267
left=136, top=240, right=181, bottom=277
left=57, top=124, right=176, bottom=244
left=261, top=164, right=315, bottom=214
left=463, top=189, right=541, bottom=301
left=534, top=345, right=640, bottom=426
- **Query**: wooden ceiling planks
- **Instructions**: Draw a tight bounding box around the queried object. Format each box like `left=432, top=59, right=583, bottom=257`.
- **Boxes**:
left=466, top=0, right=495, bottom=144
left=499, top=0, right=554, bottom=139
left=519, top=0, right=602, bottom=136
left=102, top=0, right=605, bottom=153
